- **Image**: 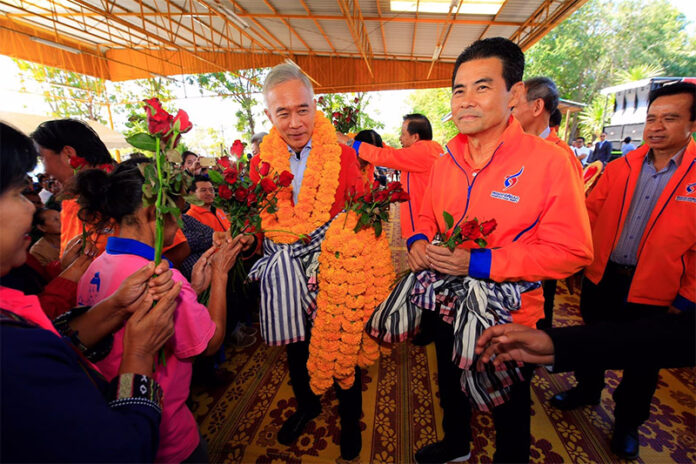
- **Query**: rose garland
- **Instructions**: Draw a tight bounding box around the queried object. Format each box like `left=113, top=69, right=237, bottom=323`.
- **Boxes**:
left=258, top=111, right=341, bottom=243
left=307, top=211, right=395, bottom=394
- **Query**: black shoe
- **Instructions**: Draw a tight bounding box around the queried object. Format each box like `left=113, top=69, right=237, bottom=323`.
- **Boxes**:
left=277, top=408, right=321, bottom=445
left=550, top=387, right=600, bottom=410
left=415, top=441, right=471, bottom=464
left=611, top=427, right=640, bottom=460
left=339, top=421, right=362, bottom=461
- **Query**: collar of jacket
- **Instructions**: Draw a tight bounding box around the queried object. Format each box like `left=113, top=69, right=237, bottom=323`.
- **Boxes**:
left=445, top=115, right=523, bottom=163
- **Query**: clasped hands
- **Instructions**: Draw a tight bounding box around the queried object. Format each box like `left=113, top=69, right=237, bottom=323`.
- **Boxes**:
left=407, top=239, right=471, bottom=276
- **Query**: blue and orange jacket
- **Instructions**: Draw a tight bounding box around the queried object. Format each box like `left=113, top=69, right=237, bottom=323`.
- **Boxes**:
left=584, top=139, right=696, bottom=310
left=409, top=117, right=594, bottom=327
left=354, top=139, right=443, bottom=238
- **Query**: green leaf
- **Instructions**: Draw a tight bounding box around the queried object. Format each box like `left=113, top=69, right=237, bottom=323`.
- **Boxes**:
left=373, top=221, right=382, bottom=237
left=184, top=194, right=204, bottom=206
left=475, top=238, right=487, bottom=248
left=443, top=211, right=454, bottom=229
left=126, top=132, right=158, bottom=152
left=207, top=169, right=224, bottom=184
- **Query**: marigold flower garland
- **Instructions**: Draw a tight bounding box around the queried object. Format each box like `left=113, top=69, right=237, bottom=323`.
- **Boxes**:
left=307, top=211, right=395, bottom=393
left=258, top=110, right=341, bottom=244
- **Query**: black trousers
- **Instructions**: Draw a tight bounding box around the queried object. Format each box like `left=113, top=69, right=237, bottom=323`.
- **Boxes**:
left=575, top=263, right=667, bottom=430
left=537, top=279, right=557, bottom=330
left=434, top=316, right=533, bottom=463
left=285, top=330, right=362, bottom=428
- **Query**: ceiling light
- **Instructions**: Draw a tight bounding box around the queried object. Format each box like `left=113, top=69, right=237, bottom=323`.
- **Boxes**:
left=30, top=37, right=82, bottom=54
left=390, top=0, right=504, bottom=15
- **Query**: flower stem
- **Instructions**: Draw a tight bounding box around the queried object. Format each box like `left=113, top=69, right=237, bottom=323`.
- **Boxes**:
left=153, top=136, right=164, bottom=266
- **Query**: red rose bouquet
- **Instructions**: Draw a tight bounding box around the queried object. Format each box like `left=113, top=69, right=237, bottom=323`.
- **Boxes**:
left=345, top=180, right=409, bottom=237
left=438, top=211, right=497, bottom=251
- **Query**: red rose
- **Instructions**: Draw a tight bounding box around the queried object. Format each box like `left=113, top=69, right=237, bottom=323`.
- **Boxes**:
left=218, top=157, right=231, bottom=168
left=386, top=181, right=401, bottom=192
left=144, top=98, right=172, bottom=135
left=231, top=139, right=245, bottom=157
left=218, top=184, right=233, bottom=200
left=224, top=168, right=238, bottom=185
left=460, top=219, right=481, bottom=241
left=234, top=187, right=247, bottom=202
left=69, top=156, right=89, bottom=170
left=480, top=219, right=497, bottom=236
left=372, top=180, right=381, bottom=190
left=333, top=112, right=340, bottom=118
left=354, top=97, right=359, bottom=103
left=395, top=191, right=409, bottom=202
left=375, top=190, right=388, bottom=202
left=246, top=192, right=257, bottom=206
left=99, top=163, right=114, bottom=173
left=277, top=170, right=294, bottom=188
left=260, top=177, right=276, bottom=193
left=172, top=109, right=192, bottom=133
left=258, top=161, right=271, bottom=176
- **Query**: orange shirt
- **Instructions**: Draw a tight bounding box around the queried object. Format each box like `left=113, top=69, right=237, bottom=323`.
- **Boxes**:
left=547, top=128, right=584, bottom=178
left=185, top=204, right=230, bottom=233
left=60, top=199, right=114, bottom=256
left=412, top=117, right=593, bottom=327
left=585, top=140, right=696, bottom=310
left=354, top=139, right=443, bottom=238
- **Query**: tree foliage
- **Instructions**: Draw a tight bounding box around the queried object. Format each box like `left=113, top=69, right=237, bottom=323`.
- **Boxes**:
left=111, top=77, right=178, bottom=139
left=408, top=87, right=459, bottom=146
left=187, top=69, right=266, bottom=141
left=14, top=59, right=108, bottom=123
left=315, top=92, right=385, bottom=133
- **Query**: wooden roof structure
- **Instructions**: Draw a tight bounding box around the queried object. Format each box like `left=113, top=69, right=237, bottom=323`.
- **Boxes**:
left=0, top=0, right=588, bottom=92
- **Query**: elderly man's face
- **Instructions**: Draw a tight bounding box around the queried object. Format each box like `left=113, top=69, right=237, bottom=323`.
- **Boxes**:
left=264, top=79, right=316, bottom=152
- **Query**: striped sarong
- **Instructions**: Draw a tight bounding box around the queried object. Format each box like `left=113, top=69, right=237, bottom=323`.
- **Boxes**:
left=367, top=270, right=540, bottom=411
left=248, top=219, right=333, bottom=346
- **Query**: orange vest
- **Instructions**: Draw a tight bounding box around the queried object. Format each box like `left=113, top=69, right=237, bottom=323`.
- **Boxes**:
left=412, top=117, right=593, bottom=327
left=60, top=199, right=114, bottom=256
left=355, top=139, right=443, bottom=238
left=185, top=204, right=230, bottom=233
left=584, top=140, right=696, bottom=310
left=547, top=128, right=584, bottom=178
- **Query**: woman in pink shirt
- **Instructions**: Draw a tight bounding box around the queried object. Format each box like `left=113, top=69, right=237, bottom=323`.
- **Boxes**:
left=74, top=157, right=243, bottom=463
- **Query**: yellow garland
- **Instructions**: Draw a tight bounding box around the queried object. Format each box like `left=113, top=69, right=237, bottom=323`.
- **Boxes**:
left=307, top=211, right=395, bottom=394
left=258, top=110, right=341, bottom=243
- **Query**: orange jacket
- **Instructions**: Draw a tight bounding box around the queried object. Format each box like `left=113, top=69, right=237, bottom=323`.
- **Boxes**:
left=410, top=117, right=594, bottom=327
left=186, top=204, right=230, bottom=232
left=584, top=140, right=696, bottom=310
left=547, top=128, right=583, bottom=178
left=354, top=139, right=443, bottom=238
left=60, top=199, right=113, bottom=256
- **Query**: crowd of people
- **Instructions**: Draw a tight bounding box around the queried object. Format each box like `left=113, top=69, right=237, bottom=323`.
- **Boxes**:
left=1, top=36, right=694, bottom=464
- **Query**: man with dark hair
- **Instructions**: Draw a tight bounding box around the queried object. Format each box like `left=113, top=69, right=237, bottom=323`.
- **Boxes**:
left=185, top=175, right=229, bottom=232
left=549, top=108, right=562, bottom=129
left=550, top=81, right=696, bottom=461
left=590, top=131, right=612, bottom=163
left=250, top=132, right=268, bottom=158
left=574, top=136, right=591, bottom=164
left=621, top=136, right=636, bottom=156
left=408, top=37, right=592, bottom=463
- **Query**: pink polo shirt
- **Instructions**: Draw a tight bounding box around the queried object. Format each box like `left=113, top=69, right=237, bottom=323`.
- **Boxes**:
left=77, top=238, right=215, bottom=463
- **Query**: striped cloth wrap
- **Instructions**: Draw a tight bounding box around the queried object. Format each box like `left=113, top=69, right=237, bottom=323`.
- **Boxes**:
left=247, top=219, right=335, bottom=346
left=367, top=270, right=540, bottom=411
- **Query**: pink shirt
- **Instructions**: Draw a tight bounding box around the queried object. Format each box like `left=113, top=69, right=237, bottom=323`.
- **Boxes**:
left=77, top=239, right=215, bottom=463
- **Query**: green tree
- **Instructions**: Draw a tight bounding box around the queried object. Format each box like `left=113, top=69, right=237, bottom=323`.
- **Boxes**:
left=111, top=77, right=178, bottom=139
left=613, top=64, right=665, bottom=85
left=316, top=92, right=385, bottom=133
left=14, top=59, right=108, bottom=123
left=187, top=69, right=266, bottom=141
left=408, top=87, right=458, bottom=146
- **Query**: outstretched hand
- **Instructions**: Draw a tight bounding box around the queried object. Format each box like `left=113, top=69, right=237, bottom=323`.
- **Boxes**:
left=474, top=323, right=555, bottom=369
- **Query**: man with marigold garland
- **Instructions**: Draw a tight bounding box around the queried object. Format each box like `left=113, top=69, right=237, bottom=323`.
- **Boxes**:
left=407, top=38, right=593, bottom=463
left=242, top=63, right=366, bottom=463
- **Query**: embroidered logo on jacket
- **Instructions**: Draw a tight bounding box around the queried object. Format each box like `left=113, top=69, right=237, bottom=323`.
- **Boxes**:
left=676, top=182, right=696, bottom=203
left=503, top=166, right=524, bottom=190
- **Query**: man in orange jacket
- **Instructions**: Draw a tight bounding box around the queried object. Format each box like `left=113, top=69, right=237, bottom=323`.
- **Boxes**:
left=339, top=114, right=443, bottom=239
left=550, top=81, right=696, bottom=461
left=185, top=175, right=231, bottom=232
left=408, top=37, right=593, bottom=464
left=513, top=76, right=584, bottom=331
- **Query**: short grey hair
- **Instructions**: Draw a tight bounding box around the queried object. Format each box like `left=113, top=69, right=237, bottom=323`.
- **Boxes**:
left=523, top=76, right=559, bottom=115
left=250, top=132, right=268, bottom=145
left=263, top=63, right=314, bottom=106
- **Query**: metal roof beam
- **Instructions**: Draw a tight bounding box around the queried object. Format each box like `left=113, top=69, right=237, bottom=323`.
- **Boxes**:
left=224, top=0, right=292, bottom=54
left=299, top=0, right=337, bottom=53
left=337, top=0, right=374, bottom=77
left=262, top=0, right=313, bottom=53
